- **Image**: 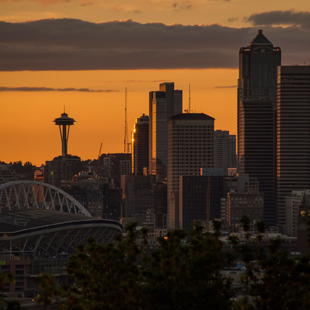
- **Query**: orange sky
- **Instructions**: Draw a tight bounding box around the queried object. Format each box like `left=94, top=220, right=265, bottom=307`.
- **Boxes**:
left=1, top=69, right=237, bottom=166
left=1, top=0, right=310, bottom=166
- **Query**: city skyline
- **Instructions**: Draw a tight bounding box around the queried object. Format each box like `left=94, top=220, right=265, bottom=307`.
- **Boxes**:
left=1, top=1, right=310, bottom=165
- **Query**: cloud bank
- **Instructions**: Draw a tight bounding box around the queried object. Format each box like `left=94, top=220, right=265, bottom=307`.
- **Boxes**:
left=0, top=16, right=309, bottom=71
left=246, top=10, right=310, bottom=29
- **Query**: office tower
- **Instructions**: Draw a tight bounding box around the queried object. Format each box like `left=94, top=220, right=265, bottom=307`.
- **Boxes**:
left=221, top=173, right=263, bottom=230
left=153, top=182, right=167, bottom=228
left=132, top=114, right=149, bottom=175
left=102, top=185, right=122, bottom=221
left=214, top=130, right=237, bottom=174
left=238, top=30, right=281, bottom=226
left=277, top=66, right=310, bottom=227
left=149, top=82, right=182, bottom=181
left=45, top=155, right=82, bottom=187
left=179, top=175, right=224, bottom=231
left=167, top=113, right=214, bottom=229
left=238, top=30, right=281, bottom=107
left=100, top=153, right=132, bottom=188
left=121, top=174, right=155, bottom=224
left=226, top=191, right=264, bottom=230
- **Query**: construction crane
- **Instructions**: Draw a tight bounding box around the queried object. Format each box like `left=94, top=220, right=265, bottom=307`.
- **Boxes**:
left=98, top=142, right=102, bottom=159
left=96, top=142, right=102, bottom=176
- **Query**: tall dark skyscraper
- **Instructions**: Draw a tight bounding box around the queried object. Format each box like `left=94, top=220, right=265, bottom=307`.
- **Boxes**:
left=149, top=82, right=182, bottom=181
left=238, top=30, right=281, bottom=226
left=277, top=66, right=310, bottom=227
left=132, top=114, right=149, bottom=175
left=214, top=130, right=237, bottom=174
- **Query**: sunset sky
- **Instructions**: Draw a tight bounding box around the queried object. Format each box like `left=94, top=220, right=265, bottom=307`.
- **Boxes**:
left=1, top=0, right=310, bottom=166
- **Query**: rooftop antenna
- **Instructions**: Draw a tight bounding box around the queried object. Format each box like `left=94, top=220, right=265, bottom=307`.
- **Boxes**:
left=124, top=87, right=128, bottom=153
left=188, top=83, right=191, bottom=113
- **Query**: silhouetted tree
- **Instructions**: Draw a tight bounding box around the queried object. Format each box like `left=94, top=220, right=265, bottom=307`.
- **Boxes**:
left=37, top=217, right=310, bottom=310
left=62, top=222, right=233, bottom=310
left=36, top=273, right=59, bottom=310
left=0, top=272, right=18, bottom=310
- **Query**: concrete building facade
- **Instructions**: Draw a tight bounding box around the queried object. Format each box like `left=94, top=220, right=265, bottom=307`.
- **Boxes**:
left=167, top=113, right=214, bottom=229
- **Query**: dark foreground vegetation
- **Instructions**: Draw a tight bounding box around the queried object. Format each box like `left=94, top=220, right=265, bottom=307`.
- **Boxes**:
left=2, top=218, right=310, bottom=310
left=62, top=219, right=310, bottom=310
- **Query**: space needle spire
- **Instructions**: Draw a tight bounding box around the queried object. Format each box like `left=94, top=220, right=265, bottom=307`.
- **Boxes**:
left=53, top=112, right=76, bottom=156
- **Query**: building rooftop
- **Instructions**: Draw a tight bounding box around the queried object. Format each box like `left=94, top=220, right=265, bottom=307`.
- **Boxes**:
left=169, top=113, right=215, bottom=121
left=248, top=30, right=272, bottom=46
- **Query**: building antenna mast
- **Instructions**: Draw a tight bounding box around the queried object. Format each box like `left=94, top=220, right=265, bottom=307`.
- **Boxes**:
left=124, top=87, right=128, bottom=153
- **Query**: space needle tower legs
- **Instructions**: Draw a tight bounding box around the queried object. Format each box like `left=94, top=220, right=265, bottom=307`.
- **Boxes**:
left=53, top=112, right=76, bottom=156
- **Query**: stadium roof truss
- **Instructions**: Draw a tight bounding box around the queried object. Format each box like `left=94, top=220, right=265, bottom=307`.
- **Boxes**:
left=0, top=181, right=91, bottom=216
left=0, top=224, right=120, bottom=256
left=0, top=181, right=122, bottom=257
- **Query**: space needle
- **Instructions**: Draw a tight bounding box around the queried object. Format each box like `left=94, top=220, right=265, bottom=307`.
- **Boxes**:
left=54, top=112, right=76, bottom=156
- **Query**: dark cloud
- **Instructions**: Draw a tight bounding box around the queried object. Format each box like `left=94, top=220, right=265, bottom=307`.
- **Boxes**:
left=214, top=85, right=237, bottom=89
left=172, top=1, right=192, bottom=10
left=245, top=10, right=310, bottom=29
left=227, top=17, right=238, bottom=22
left=0, top=86, right=119, bottom=92
left=0, top=18, right=310, bottom=71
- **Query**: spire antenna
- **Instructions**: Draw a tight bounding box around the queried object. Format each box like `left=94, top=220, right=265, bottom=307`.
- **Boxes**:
left=124, top=87, right=128, bottom=153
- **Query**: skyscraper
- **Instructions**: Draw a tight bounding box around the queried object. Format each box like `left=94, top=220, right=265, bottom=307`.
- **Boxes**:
left=149, top=82, right=182, bottom=181
left=277, top=66, right=310, bottom=227
left=238, top=30, right=281, bottom=107
left=167, top=113, right=214, bottom=229
left=179, top=174, right=224, bottom=231
left=214, top=130, right=237, bottom=174
left=238, top=30, right=281, bottom=226
left=132, top=114, right=149, bottom=175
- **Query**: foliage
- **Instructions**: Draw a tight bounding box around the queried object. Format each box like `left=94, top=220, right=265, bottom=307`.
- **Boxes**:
left=62, top=222, right=142, bottom=310
left=36, top=273, right=59, bottom=310
left=35, top=217, right=310, bottom=310
left=6, top=300, right=23, bottom=310
left=61, top=221, right=233, bottom=310
left=142, top=221, right=233, bottom=310
left=0, top=272, right=20, bottom=310
left=231, top=216, right=310, bottom=310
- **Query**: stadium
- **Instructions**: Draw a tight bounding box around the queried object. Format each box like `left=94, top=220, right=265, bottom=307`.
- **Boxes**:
left=0, top=180, right=122, bottom=295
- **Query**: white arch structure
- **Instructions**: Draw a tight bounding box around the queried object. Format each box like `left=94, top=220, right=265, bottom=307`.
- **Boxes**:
left=0, top=180, right=92, bottom=216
